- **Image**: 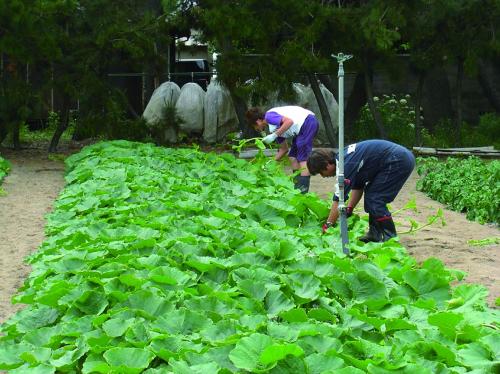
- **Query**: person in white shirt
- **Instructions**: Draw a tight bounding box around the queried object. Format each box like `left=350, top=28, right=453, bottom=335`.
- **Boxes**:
left=245, top=106, right=319, bottom=193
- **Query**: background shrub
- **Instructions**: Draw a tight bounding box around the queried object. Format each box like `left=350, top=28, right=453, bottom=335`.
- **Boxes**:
left=353, top=94, right=424, bottom=147
left=417, top=156, right=500, bottom=224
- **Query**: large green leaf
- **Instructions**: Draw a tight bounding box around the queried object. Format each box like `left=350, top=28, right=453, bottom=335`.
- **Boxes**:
left=305, top=352, right=344, bottom=373
left=229, top=333, right=274, bottom=371
left=428, top=312, right=464, bottom=340
left=102, top=317, right=135, bottom=338
left=259, top=343, right=304, bottom=365
left=288, top=273, right=321, bottom=301
left=347, top=271, right=388, bottom=302
left=103, top=347, right=155, bottom=373
left=265, top=289, right=295, bottom=316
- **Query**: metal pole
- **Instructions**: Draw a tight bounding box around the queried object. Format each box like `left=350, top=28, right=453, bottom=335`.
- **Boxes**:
left=332, top=53, right=352, bottom=256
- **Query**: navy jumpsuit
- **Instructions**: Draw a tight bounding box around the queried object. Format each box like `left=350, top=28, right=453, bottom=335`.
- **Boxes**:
left=334, top=140, right=415, bottom=218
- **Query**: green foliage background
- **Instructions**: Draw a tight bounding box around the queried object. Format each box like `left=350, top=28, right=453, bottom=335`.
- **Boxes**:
left=3, top=0, right=500, bottom=148
left=354, top=96, right=500, bottom=149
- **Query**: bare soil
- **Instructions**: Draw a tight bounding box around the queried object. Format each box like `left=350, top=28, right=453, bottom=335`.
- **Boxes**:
left=0, top=147, right=66, bottom=324
left=0, top=148, right=498, bottom=326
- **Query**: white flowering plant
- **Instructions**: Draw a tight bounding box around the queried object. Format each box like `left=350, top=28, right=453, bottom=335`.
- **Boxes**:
left=353, top=93, right=423, bottom=147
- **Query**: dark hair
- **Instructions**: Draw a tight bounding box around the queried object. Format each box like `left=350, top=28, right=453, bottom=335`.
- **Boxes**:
left=307, top=149, right=335, bottom=175
left=245, top=107, right=265, bottom=125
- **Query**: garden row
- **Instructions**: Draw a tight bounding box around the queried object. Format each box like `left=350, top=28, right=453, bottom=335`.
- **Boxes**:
left=0, top=141, right=498, bottom=373
left=417, top=157, right=500, bottom=224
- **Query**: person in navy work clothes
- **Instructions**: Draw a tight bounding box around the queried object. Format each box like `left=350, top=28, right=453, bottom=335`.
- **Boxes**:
left=306, top=140, right=415, bottom=242
left=245, top=106, right=319, bottom=193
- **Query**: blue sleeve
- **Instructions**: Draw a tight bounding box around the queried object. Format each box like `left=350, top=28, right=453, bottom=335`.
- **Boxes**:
left=264, top=111, right=283, bottom=127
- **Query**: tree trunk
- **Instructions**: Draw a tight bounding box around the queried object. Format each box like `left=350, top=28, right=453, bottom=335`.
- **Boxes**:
left=222, top=80, right=252, bottom=137
left=0, top=123, right=8, bottom=145
left=49, top=95, right=70, bottom=153
left=125, top=97, right=140, bottom=119
left=230, top=90, right=253, bottom=137
left=454, top=58, right=464, bottom=146
left=477, top=59, right=500, bottom=113
left=363, top=65, right=387, bottom=139
left=12, top=122, right=20, bottom=150
left=308, top=73, right=336, bottom=147
left=345, top=73, right=367, bottom=142
left=317, top=74, right=338, bottom=101
left=422, top=64, right=453, bottom=129
left=415, top=70, right=426, bottom=146
left=218, top=36, right=255, bottom=138
left=143, top=68, right=154, bottom=113
left=71, top=116, right=85, bottom=141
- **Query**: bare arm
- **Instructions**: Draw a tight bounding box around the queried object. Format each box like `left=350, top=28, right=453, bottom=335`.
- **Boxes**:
left=325, top=189, right=362, bottom=229
left=327, top=200, right=340, bottom=225
left=275, top=142, right=289, bottom=161
left=347, top=188, right=363, bottom=209
left=274, top=116, right=294, bottom=136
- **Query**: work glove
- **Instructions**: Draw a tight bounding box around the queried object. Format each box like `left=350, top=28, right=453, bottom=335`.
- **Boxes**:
left=346, top=206, right=353, bottom=217
left=322, top=221, right=335, bottom=234
left=262, top=133, right=278, bottom=144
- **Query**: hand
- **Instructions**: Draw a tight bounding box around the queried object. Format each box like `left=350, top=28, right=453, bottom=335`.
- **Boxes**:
left=262, top=133, right=278, bottom=144
left=346, top=206, right=353, bottom=217
left=322, top=221, right=335, bottom=234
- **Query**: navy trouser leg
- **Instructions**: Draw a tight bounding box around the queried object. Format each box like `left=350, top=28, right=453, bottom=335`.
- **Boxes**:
left=364, top=146, right=415, bottom=217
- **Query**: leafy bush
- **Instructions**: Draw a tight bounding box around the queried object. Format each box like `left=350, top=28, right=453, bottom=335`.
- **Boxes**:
left=427, top=119, right=461, bottom=148
left=417, top=156, right=500, bottom=224
left=108, top=117, right=151, bottom=142
left=148, top=105, right=185, bottom=145
left=73, top=108, right=149, bottom=143
left=0, top=155, right=10, bottom=184
left=0, top=141, right=498, bottom=373
left=354, top=94, right=499, bottom=150
left=17, top=111, right=75, bottom=144
left=477, top=113, right=500, bottom=149
left=353, top=94, right=425, bottom=147
left=425, top=113, right=500, bottom=149
left=70, top=87, right=150, bottom=142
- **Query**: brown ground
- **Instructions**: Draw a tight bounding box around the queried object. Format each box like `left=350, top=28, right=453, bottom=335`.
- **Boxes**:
left=0, top=148, right=66, bottom=324
left=0, top=148, right=498, bottom=326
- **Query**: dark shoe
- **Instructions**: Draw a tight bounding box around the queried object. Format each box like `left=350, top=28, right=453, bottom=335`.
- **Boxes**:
left=377, top=216, right=397, bottom=242
left=359, top=215, right=383, bottom=243
left=294, top=175, right=310, bottom=194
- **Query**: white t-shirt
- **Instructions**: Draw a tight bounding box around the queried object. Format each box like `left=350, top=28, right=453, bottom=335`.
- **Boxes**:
left=265, top=106, right=314, bottom=138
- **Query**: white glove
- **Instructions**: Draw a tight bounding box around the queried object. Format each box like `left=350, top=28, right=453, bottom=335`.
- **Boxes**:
left=262, top=133, right=278, bottom=144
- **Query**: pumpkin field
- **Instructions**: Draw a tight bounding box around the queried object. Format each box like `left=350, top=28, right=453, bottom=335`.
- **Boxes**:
left=0, top=141, right=498, bottom=373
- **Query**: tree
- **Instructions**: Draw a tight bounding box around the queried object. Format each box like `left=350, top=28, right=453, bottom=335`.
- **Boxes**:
left=344, top=1, right=409, bottom=139
left=192, top=0, right=339, bottom=143
left=303, top=1, right=411, bottom=141
left=434, top=0, right=500, bottom=145
left=475, top=0, right=500, bottom=114
left=1, top=1, right=175, bottom=151
left=0, top=0, right=43, bottom=149
left=41, top=0, right=172, bottom=151
left=401, top=0, right=447, bottom=145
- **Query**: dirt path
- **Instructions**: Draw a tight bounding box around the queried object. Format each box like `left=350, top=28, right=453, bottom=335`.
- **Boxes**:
left=0, top=150, right=498, bottom=326
left=310, top=171, right=500, bottom=307
left=0, top=148, right=66, bottom=324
